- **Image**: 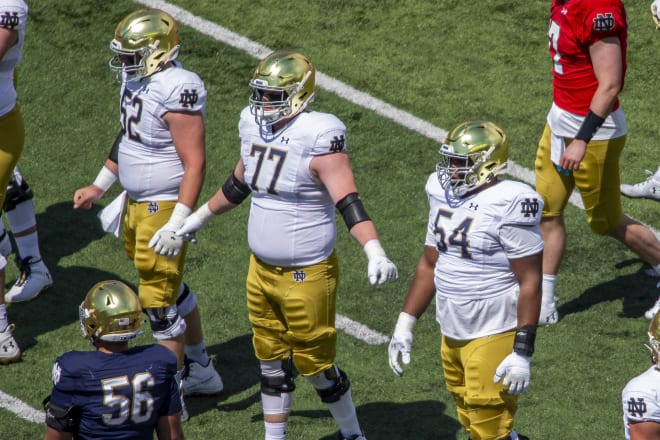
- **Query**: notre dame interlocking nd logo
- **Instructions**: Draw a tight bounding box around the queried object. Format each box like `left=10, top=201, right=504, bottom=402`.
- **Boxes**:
left=520, top=198, right=540, bottom=218
left=0, top=12, right=20, bottom=29
left=179, top=89, right=199, bottom=108
left=593, top=13, right=615, bottom=32
left=329, top=135, right=345, bottom=153
left=627, top=397, right=647, bottom=418
left=293, top=270, right=306, bottom=283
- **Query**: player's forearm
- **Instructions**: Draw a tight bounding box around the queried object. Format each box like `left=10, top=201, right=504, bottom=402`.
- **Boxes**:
left=177, top=169, right=205, bottom=209
left=402, top=248, right=437, bottom=318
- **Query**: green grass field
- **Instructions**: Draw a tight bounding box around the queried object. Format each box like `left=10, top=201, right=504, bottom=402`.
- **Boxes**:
left=1, top=0, right=659, bottom=438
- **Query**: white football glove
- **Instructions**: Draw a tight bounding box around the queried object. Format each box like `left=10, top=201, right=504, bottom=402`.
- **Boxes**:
left=175, top=202, right=215, bottom=242
left=493, top=351, right=531, bottom=395
left=388, top=312, right=417, bottom=377
left=363, top=239, right=398, bottom=285
left=148, top=203, right=192, bottom=258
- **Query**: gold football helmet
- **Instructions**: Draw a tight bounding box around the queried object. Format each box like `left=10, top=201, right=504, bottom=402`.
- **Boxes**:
left=249, top=50, right=316, bottom=128
left=79, top=280, right=143, bottom=342
left=109, top=8, right=180, bottom=82
left=437, top=120, right=509, bottom=197
left=647, top=310, right=660, bottom=368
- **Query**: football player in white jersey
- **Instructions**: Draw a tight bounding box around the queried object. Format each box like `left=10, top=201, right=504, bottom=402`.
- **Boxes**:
left=0, top=0, right=29, bottom=364
left=71, top=8, right=222, bottom=418
left=388, top=121, right=543, bottom=440
left=175, top=50, right=398, bottom=440
left=622, top=310, right=660, bottom=440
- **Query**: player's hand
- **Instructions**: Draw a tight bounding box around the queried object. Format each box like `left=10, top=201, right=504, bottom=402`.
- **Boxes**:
left=73, top=185, right=106, bottom=210
left=175, top=203, right=215, bottom=242
left=149, top=224, right=185, bottom=258
left=363, top=240, right=398, bottom=285
left=368, top=256, right=398, bottom=285
left=493, top=352, right=531, bottom=395
left=388, top=312, right=417, bottom=377
left=148, top=203, right=191, bottom=258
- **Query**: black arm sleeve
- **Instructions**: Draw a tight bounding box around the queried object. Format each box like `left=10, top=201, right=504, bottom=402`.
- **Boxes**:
left=336, top=192, right=371, bottom=230
left=221, top=172, right=252, bottom=205
left=107, top=131, right=122, bottom=164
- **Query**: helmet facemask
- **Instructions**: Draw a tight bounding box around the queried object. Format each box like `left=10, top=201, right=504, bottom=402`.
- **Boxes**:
left=249, top=51, right=316, bottom=129
left=436, top=120, right=509, bottom=197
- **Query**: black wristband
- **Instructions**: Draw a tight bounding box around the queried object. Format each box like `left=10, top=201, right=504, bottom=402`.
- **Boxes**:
left=574, top=110, right=605, bottom=143
left=513, top=325, right=536, bottom=357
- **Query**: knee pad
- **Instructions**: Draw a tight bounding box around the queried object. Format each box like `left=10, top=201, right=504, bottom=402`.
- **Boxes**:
left=306, top=365, right=350, bottom=403
left=259, top=358, right=296, bottom=396
left=176, top=283, right=198, bottom=317
left=3, top=169, right=33, bottom=213
left=145, top=305, right=186, bottom=340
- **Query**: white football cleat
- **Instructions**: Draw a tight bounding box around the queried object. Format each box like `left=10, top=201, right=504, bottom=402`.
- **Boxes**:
left=0, top=324, right=21, bottom=364
left=539, top=297, right=559, bottom=325
left=620, top=167, right=660, bottom=201
left=5, top=257, right=53, bottom=303
left=645, top=295, right=660, bottom=320
left=183, top=357, right=224, bottom=396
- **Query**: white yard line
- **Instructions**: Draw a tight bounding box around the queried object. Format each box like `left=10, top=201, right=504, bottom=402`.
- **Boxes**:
left=0, top=390, right=44, bottom=424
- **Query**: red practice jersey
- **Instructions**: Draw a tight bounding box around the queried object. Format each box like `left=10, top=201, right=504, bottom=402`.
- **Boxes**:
left=548, top=0, right=627, bottom=114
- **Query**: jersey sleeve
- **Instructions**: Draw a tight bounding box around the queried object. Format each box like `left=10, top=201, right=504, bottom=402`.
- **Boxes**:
left=501, top=189, right=544, bottom=227
left=0, top=1, right=27, bottom=32
left=622, top=372, right=660, bottom=424
left=582, top=0, right=627, bottom=46
left=311, top=114, right=347, bottom=156
left=163, top=71, right=207, bottom=114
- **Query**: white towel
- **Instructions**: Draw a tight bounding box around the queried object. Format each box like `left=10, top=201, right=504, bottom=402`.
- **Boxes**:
left=550, top=132, right=565, bottom=166
left=98, top=190, right=127, bottom=238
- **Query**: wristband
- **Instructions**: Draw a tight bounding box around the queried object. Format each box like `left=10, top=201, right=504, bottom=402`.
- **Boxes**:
left=195, top=202, right=214, bottom=225
left=363, top=239, right=386, bottom=260
left=574, top=110, right=605, bottom=143
left=92, top=166, right=117, bottom=192
left=394, top=312, right=418, bottom=333
left=169, top=203, right=192, bottom=229
left=513, top=325, right=536, bottom=357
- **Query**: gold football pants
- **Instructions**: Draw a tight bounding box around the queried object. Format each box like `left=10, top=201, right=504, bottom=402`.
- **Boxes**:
left=0, top=105, right=24, bottom=208
left=124, top=199, right=187, bottom=309
left=247, top=251, right=339, bottom=377
left=441, top=331, right=518, bottom=440
left=535, top=123, right=626, bottom=235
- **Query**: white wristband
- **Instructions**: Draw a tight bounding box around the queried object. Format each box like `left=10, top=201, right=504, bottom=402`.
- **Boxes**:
left=395, top=312, right=418, bottom=333
left=363, top=239, right=386, bottom=260
left=195, top=202, right=214, bottom=225
left=169, top=202, right=192, bottom=228
left=92, top=166, right=118, bottom=192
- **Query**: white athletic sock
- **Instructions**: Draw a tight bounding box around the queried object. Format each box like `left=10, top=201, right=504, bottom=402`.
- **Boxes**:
left=185, top=341, right=210, bottom=366
left=14, top=233, right=41, bottom=261
left=0, top=304, right=8, bottom=332
left=326, top=390, right=362, bottom=439
left=264, top=421, right=287, bottom=440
